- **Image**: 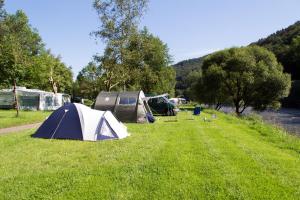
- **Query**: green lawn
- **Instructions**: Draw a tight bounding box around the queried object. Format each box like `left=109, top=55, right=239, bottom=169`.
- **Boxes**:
left=0, top=110, right=51, bottom=129
left=0, top=111, right=299, bottom=199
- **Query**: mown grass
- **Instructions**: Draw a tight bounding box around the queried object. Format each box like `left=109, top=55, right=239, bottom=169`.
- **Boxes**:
left=0, top=110, right=51, bottom=129
left=0, top=110, right=299, bottom=199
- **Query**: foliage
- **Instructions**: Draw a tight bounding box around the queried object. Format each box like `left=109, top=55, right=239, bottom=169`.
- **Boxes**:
left=0, top=9, right=73, bottom=93
left=0, top=111, right=300, bottom=199
left=254, top=21, right=300, bottom=80
left=174, top=21, right=300, bottom=103
left=82, top=28, right=176, bottom=97
left=172, top=57, right=204, bottom=97
left=74, top=62, right=103, bottom=99
left=192, top=69, right=228, bottom=110
left=89, top=1, right=175, bottom=97
left=194, top=46, right=291, bottom=115
left=124, top=28, right=175, bottom=95
left=282, top=80, right=300, bottom=108
left=26, top=51, right=73, bottom=93
left=93, top=0, right=148, bottom=91
left=0, top=10, right=43, bottom=87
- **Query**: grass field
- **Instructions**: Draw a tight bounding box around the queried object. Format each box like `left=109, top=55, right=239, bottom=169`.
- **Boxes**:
left=0, top=110, right=300, bottom=199
left=0, top=110, right=51, bottom=129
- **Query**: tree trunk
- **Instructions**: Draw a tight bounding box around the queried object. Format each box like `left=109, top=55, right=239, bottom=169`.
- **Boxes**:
left=234, top=100, right=241, bottom=116
left=49, top=75, right=58, bottom=94
left=215, top=102, right=222, bottom=110
left=13, top=79, right=19, bottom=117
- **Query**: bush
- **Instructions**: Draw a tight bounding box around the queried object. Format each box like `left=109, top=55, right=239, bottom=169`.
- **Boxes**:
left=83, top=99, right=94, bottom=107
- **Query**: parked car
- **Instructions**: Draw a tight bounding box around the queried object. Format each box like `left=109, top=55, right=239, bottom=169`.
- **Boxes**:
left=147, top=95, right=178, bottom=116
left=169, top=97, right=187, bottom=105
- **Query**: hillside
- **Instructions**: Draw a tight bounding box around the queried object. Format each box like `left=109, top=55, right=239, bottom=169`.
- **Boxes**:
left=173, top=57, right=204, bottom=96
left=253, top=21, right=300, bottom=80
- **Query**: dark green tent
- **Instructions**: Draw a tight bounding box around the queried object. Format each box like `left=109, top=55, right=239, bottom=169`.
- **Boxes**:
left=94, top=91, right=152, bottom=123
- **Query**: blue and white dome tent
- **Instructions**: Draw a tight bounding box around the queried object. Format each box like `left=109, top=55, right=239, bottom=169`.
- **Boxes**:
left=32, top=103, right=128, bottom=141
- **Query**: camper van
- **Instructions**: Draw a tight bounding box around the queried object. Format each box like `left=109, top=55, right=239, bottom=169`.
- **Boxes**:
left=147, top=95, right=178, bottom=116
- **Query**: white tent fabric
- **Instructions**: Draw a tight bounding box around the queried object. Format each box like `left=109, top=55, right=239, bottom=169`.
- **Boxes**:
left=74, top=103, right=128, bottom=141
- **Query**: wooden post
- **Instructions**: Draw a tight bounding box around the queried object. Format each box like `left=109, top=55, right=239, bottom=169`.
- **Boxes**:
left=13, top=80, right=19, bottom=117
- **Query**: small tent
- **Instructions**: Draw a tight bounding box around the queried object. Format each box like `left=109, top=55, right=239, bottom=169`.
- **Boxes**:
left=32, top=103, right=128, bottom=141
left=93, top=91, right=152, bottom=123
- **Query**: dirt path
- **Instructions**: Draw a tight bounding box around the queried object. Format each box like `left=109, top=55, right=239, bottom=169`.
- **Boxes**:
left=0, top=123, right=41, bottom=135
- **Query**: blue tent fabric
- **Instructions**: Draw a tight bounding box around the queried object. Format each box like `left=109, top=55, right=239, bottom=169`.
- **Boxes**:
left=146, top=113, right=155, bottom=123
left=32, top=103, right=83, bottom=140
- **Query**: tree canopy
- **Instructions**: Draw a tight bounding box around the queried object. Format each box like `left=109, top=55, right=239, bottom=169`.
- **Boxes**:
left=193, top=46, right=291, bottom=115
left=0, top=8, right=73, bottom=93
left=74, top=62, right=103, bottom=99
left=77, top=28, right=176, bottom=97
left=89, top=0, right=175, bottom=97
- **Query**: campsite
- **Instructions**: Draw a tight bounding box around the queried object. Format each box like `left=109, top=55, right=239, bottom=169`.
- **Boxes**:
left=1, top=110, right=300, bottom=199
left=1, top=0, right=300, bottom=199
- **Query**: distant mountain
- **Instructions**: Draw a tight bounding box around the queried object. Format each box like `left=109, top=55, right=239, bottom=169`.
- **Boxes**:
left=173, top=21, right=300, bottom=96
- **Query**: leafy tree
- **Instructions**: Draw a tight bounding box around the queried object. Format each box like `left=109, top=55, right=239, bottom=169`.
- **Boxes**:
left=0, top=10, right=73, bottom=93
left=86, top=28, right=176, bottom=97
left=75, top=62, right=103, bottom=99
left=196, top=46, right=291, bottom=115
left=93, top=0, right=148, bottom=91
left=288, top=35, right=300, bottom=75
left=24, top=51, right=73, bottom=94
left=124, top=28, right=175, bottom=95
left=0, top=10, right=43, bottom=88
left=94, top=46, right=129, bottom=91
left=0, top=0, right=5, bottom=19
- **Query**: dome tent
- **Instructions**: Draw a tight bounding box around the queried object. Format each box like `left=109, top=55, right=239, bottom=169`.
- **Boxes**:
left=32, top=103, right=128, bottom=141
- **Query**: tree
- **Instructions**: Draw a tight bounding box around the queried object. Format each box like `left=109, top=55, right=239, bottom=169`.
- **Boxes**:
left=87, top=28, right=176, bottom=96
left=196, top=46, right=291, bottom=115
left=94, top=46, right=129, bottom=91
left=0, top=0, right=5, bottom=19
left=75, top=62, right=103, bottom=99
left=288, top=35, right=300, bottom=77
left=90, top=0, right=175, bottom=96
left=124, top=28, right=175, bottom=95
left=0, top=10, right=73, bottom=93
left=0, top=10, right=43, bottom=88
left=93, top=0, right=148, bottom=91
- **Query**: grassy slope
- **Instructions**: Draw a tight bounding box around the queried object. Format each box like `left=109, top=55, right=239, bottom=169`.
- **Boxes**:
left=0, top=111, right=299, bottom=199
left=0, top=110, right=51, bottom=129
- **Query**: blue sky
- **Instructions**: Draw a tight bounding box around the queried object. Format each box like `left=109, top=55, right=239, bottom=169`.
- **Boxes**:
left=5, top=0, right=300, bottom=76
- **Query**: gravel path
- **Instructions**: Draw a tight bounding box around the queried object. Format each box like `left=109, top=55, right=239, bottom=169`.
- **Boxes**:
left=0, top=123, right=41, bottom=135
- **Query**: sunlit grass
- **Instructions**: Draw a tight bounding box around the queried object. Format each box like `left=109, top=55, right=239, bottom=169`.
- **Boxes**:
left=0, top=110, right=299, bottom=199
left=0, top=110, right=51, bottom=129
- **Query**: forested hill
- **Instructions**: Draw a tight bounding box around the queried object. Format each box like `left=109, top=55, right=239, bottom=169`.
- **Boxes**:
left=253, top=21, right=300, bottom=80
left=172, top=57, right=204, bottom=96
left=173, top=57, right=204, bottom=79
